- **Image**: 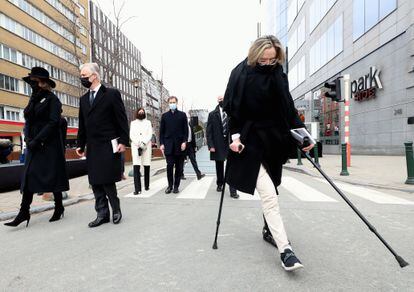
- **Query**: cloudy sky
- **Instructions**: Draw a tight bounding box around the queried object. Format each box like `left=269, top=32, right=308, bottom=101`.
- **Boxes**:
left=94, top=0, right=258, bottom=112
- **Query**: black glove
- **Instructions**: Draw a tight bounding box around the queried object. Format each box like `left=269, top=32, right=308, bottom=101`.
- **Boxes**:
left=138, top=148, right=143, bottom=156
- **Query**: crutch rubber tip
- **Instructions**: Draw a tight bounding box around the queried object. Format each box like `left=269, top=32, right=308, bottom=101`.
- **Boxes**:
left=212, top=242, right=218, bottom=249
left=396, top=256, right=409, bottom=268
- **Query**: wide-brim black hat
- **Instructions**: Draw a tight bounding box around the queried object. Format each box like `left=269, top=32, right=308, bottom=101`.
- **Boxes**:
left=23, top=66, right=56, bottom=88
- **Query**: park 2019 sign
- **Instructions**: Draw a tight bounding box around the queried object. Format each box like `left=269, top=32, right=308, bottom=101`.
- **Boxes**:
left=351, top=66, right=383, bottom=101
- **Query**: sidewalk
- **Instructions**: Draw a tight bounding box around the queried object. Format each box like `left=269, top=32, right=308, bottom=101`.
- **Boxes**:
left=284, top=154, right=414, bottom=193
left=0, top=158, right=166, bottom=221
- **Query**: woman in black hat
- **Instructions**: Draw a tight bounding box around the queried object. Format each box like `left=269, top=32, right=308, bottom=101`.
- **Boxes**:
left=4, top=67, right=69, bottom=227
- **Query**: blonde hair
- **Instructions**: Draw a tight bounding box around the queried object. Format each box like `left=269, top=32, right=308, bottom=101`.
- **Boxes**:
left=247, top=35, right=286, bottom=67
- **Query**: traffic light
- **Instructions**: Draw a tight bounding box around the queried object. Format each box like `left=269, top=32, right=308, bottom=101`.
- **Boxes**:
left=324, top=77, right=342, bottom=102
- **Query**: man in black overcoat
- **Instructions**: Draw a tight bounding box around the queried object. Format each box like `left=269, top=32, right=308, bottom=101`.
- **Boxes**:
left=76, top=63, right=129, bottom=228
left=159, top=96, right=188, bottom=194
left=183, top=116, right=205, bottom=180
left=206, top=96, right=238, bottom=199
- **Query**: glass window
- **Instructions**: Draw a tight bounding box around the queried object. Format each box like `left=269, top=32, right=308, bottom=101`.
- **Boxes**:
left=334, top=15, right=343, bottom=54
left=0, top=106, right=4, bottom=119
left=3, top=46, right=10, bottom=60
left=365, top=0, right=379, bottom=31
left=379, top=0, right=396, bottom=18
left=0, top=74, right=4, bottom=88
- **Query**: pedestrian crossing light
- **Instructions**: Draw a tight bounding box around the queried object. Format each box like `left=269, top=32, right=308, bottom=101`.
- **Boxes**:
left=324, top=77, right=342, bottom=102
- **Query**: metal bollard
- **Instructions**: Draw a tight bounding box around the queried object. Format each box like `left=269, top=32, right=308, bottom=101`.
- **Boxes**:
left=313, top=142, right=320, bottom=167
left=404, top=142, right=414, bottom=184
left=340, top=143, right=349, bottom=176
left=297, top=148, right=303, bottom=165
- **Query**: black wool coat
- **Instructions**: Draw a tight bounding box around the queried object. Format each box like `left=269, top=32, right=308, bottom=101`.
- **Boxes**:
left=77, top=85, right=129, bottom=185
left=223, top=59, right=304, bottom=195
left=21, top=91, right=69, bottom=193
left=159, top=110, right=188, bottom=156
left=206, top=105, right=229, bottom=162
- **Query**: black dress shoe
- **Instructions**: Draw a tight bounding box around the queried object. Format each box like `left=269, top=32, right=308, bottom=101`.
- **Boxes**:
left=133, top=191, right=141, bottom=195
left=197, top=173, right=205, bottom=180
left=173, top=188, right=179, bottom=194
left=216, top=185, right=223, bottom=192
left=113, top=212, right=122, bottom=224
left=181, top=176, right=187, bottom=180
left=165, top=186, right=173, bottom=194
left=88, top=217, right=110, bottom=228
left=230, top=192, right=239, bottom=199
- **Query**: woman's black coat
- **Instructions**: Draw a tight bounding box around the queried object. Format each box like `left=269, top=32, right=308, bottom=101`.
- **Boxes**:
left=223, top=59, right=304, bottom=194
left=77, top=85, right=129, bottom=185
left=206, top=105, right=229, bottom=162
left=21, top=91, right=69, bottom=193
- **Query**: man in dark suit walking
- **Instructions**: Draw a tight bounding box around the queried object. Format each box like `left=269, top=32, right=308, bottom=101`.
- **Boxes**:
left=207, top=96, right=239, bottom=199
left=76, top=63, right=129, bottom=228
left=160, top=96, right=188, bottom=194
left=183, top=116, right=205, bottom=180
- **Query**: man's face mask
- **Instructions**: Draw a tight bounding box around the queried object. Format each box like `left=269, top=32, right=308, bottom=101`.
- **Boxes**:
left=80, top=74, right=94, bottom=88
left=169, top=103, right=177, bottom=111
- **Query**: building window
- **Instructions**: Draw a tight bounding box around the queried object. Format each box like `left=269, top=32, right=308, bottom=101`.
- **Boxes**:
left=309, top=0, right=337, bottom=33
left=0, top=43, right=80, bottom=87
left=309, top=14, right=343, bottom=75
left=5, top=107, right=21, bottom=121
left=0, top=13, right=77, bottom=65
left=79, top=5, right=85, bottom=16
left=353, top=0, right=397, bottom=40
left=288, top=17, right=305, bottom=60
left=0, top=73, right=20, bottom=93
left=288, top=55, right=306, bottom=90
left=0, top=106, right=4, bottom=119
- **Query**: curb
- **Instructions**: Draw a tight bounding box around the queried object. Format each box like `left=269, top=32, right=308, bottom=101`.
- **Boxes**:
left=283, top=165, right=414, bottom=194
left=0, top=193, right=94, bottom=222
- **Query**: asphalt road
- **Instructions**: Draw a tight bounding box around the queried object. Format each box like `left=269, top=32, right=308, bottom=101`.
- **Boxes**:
left=1, top=169, right=413, bottom=291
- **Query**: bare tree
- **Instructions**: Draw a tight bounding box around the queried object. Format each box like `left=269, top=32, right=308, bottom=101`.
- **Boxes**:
left=92, top=0, right=138, bottom=86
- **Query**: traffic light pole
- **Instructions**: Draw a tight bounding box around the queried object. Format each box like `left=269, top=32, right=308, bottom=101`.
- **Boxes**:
left=343, top=74, right=351, bottom=167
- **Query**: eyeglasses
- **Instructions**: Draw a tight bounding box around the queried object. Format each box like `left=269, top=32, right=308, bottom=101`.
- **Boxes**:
left=258, top=58, right=277, bottom=66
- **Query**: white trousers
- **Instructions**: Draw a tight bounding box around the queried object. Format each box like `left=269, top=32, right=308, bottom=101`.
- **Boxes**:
left=256, top=164, right=290, bottom=253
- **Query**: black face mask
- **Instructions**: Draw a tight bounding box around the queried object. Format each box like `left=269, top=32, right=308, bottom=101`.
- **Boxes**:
left=27, top=80, right=41, bottom=96
left=80, top=77, right=92, bottom=88
left=255, top=64, right=275, bottom=74
left=137, top=113, right=145, bottom=120
left=218, top=101, right=223, bottom=108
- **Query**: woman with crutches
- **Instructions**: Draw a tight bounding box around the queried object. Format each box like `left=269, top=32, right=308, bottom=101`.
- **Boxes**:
left=222, top=36, right=314, bottom=271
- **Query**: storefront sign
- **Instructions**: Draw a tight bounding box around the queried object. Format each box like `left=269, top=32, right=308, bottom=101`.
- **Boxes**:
left=351, top=66, right=383, bottom=101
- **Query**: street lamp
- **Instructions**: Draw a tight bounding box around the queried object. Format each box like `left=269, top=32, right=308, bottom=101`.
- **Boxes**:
left=132, top=77, right=141, bottom=109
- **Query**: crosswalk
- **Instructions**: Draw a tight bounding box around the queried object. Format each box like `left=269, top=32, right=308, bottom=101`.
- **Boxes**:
left=124, top=175, right=414, bottom=206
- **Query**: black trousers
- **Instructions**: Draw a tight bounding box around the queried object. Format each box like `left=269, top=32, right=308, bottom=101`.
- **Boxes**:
left=21, top=191, right=63, bottom=211
left=187, top=144, right=201, bottom=177
left=215, top=160, right=237, bottom=194
left=166, top=154, right=184, bottom=188
left=133, top=165, right=150, bottom=192
left=91, top=183, right=120, bottom=218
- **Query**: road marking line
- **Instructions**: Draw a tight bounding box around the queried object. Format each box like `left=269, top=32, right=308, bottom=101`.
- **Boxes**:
left=237, top=191, right=261, bottom=200
left=124, top=177, right=167, bottom=198
left=176, top=177, right=214, bottom=199
left=281, top=176, right=337, bottom=202
left=315, top=178, right=414, bottom=205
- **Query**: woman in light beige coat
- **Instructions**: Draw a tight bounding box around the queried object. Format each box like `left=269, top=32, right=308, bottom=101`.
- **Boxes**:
left=130, top=108, right=153, bottom=194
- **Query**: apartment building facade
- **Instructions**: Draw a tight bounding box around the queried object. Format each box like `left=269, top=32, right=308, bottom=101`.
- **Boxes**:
left=260, top=0, right=414, bottom=155
left=0, top=0, right=90, bottom=147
